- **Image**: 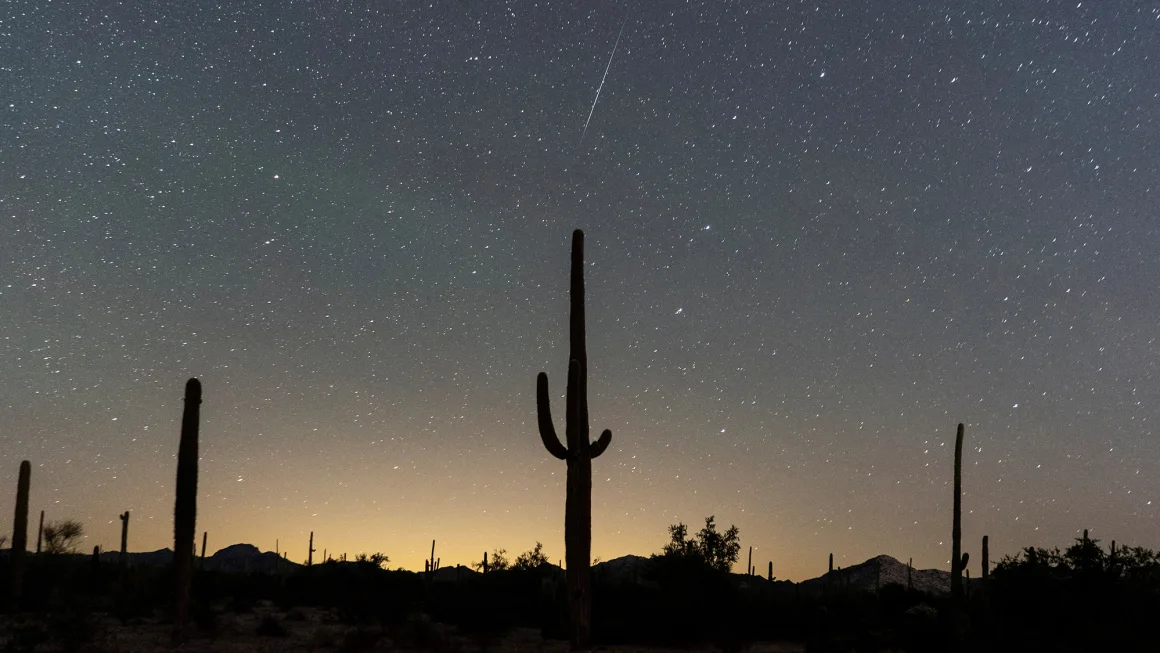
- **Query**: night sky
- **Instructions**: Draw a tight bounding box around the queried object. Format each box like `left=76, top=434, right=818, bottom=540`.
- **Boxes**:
left=3, top=1, right=1158, bottom=581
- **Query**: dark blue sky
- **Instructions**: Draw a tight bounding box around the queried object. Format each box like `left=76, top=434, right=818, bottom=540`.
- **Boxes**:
left=2, top=1, right=1157, bottom=578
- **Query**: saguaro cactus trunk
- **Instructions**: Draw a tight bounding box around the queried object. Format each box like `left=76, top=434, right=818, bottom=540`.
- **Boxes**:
left=173, top=378, right=201, bottom=642
left=537, top=229, right=613, bottom=651
left=982, top=535, right=989, bottom=580
left=36, top=510, right=44, bottom=554
left=951, top=423, right=964, bottom=601
left=11, top=461, right=31, bottom=603
left=119, top=511, right=130, bottom=566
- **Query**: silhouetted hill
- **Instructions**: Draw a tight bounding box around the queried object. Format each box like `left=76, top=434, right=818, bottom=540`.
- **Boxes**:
left=94, top=547, right=174, bottom=567
left=798, top=555, right=952, bottom=595
left=432, top=564, right=479, bottom=582
left=593, top=554, right=649, bottom=581
left=205, top=543, right=294, bottom=572
left=89, top=544, right=300, bottom=572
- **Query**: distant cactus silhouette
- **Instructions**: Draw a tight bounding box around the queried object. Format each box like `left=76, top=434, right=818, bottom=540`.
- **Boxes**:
left=951, top=423, right=965, bottom=601
left=747, top=546, right=752, bottom=576
left=425, top=539, right=440, bottom=575
left=308, top=531, right=315, bottom=566
left=536, top=230, right=613, bottom=651
left=11, top=460, right=31, bottom=603
left=829, top=552, right=833, bottom=574
left=483, top=550, right=489, bottom=574
left=907, top=557, right=913, bottom=591
left=36, top=510, right=44, bottom=554
left=768, top=560, right=772, bottom=581
left=201, top=531, right=207, bottom=565
left=173, top=378, right=201, bottom=642
left=119, top=511, right=130, bottom=566
left=982, top=535, right=989, bottom=580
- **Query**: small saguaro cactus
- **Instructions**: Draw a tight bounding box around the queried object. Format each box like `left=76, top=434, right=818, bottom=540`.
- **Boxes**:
left=308, top=532, right=316, bottom=566
left=981, top=535, right=989, bottom=580
left=536, top=230, right=613, bottom=652
left=119, top=511, right=130, bottom=566
left=201, top=532, right=207, bottom=564
left=747, top=546, right=753, bottom=576
left=11, top=460, right=31, bottom=602
left=36, top=510, right=44, bottom=554
left=950, top=423, right=965, bottom=601
left=828, top=553, right=833, bottom=575
left=907, top=558, right=913, bottom=591
left=425, top=539, right=440, bottom=575
left=768, top=561, right=773, bottom=581
left=483, top=551, right=489, bottom=574
left=173, top=378, right=201, bottom=642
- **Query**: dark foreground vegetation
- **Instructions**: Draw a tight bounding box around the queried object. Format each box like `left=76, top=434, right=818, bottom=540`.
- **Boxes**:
left=0, top=527, right=1157, bottom=652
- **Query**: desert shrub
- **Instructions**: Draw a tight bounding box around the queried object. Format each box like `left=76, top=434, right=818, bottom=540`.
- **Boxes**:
left=473, top=548, right=509, bottom=572
left=513, top=542, right=549, bottom=571
left=41, top=520, right=84, bottom=555
left=661, top=516, right=741, bottom=573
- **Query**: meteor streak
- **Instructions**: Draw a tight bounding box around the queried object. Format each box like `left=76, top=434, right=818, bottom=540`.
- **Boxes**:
left=580, top=18, right=627, bottom=147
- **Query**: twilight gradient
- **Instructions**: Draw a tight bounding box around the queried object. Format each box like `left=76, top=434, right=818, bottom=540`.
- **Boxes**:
left=2, top=1, right=1158, bottom=580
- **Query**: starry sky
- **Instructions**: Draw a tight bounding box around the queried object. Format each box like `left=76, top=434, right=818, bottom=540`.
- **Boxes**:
left=2, top=1, right=1158, bottom=581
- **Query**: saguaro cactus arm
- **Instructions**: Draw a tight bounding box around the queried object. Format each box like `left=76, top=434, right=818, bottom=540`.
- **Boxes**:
left=537, top=372, right=569, bottom=460
left=590, top=429, right=612, bottom=459
left=539, top=362, right=614, bottom=459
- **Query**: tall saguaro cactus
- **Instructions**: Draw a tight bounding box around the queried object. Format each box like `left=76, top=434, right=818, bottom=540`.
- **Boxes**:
left=11, top=461, right=31, bottom=603
left=308, top=532, right=315, bottom=566
left=536, top=229, right=613, bottom=651
left=173, top=378, right=201, bottom=642
left=950, top=423, right=965, bottom=600
left=119, top=511, right=130, bottom=566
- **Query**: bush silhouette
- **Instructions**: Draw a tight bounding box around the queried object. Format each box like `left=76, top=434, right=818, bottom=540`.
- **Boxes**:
left=661, top=515, right=741, bottom=573
left=41, top=520, right=84, bottom=554
left=513, top=542, right=549, bottom=571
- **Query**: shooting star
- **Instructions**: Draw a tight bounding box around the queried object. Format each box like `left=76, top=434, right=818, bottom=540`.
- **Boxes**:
left=580, top=18, right=627, bottom=146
